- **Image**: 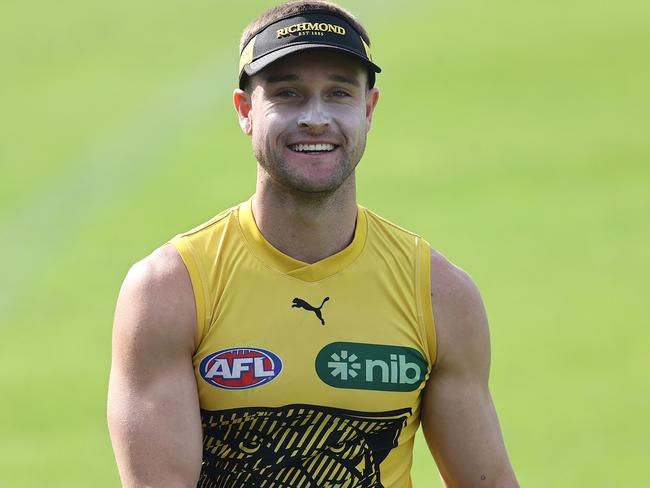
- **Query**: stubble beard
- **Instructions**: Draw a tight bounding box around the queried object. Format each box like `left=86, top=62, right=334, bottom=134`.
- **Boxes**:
left=254, top=138, right=366, bottom=196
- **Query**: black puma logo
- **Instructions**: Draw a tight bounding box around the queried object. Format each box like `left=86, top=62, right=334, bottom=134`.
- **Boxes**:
left=292, top=297, right=330, bottom=325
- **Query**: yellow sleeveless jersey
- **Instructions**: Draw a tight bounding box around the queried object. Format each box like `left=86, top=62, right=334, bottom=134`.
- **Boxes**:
left=169, top=197, right=436, bottom=488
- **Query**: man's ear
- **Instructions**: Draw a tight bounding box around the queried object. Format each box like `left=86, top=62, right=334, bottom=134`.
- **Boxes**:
left=365, top=86, right=380, bottom=132
left=233, top=89, right=253, bottom=135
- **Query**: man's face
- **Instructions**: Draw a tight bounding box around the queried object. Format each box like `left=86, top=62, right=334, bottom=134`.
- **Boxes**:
left=235, top=51, right=380, bottom=194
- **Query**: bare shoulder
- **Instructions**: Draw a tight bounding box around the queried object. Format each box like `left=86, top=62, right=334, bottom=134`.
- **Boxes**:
left=114, top=243, right=196, bottom=355
left=125, top=243, right=189, bottom=286
left=429, top=248, right=490, bottom=374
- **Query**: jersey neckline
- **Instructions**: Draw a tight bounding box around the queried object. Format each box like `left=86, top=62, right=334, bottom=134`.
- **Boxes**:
left=236, top=196, right=367, bottom=282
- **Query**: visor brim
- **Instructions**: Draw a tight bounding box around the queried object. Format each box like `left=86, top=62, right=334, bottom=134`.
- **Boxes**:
left=240, top=44, right=381, bottom=88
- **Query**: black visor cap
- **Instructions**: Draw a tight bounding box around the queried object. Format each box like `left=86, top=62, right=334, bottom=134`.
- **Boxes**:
left=238, top=11, right=381, bottom=89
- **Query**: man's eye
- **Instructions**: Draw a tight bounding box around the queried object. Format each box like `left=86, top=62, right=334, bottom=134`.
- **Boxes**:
left=332, top=90, right=351, bottom=97
left=276, top=90, right=298, bottom=98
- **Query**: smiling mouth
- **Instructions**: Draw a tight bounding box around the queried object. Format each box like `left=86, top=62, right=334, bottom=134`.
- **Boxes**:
left=287, top=143, right=339, bottom=154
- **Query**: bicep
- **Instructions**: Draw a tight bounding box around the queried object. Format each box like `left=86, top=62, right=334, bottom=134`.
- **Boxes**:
left=421, top=368, right=510, bottom=487
left=107, top=247, right=202, bottom=487
left=107, top=353, right=202, bottom=487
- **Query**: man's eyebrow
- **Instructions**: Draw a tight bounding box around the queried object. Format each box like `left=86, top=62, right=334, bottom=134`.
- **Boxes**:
left=264, top=73, right=360, bottom=87
left=265, top=74, right=300, bottom=84
left=328, top=74, right=360, bottom=87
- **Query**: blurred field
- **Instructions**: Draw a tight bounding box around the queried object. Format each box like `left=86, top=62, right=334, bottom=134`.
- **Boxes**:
left=1, top=0, right=648, bottom=486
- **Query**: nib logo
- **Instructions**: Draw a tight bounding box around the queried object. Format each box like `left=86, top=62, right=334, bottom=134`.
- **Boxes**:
left=316, top=342, right=428, bottom=392
left=327, top=350, right=361, bottom=380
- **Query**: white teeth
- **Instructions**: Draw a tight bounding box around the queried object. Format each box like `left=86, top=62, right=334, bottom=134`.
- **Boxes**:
left=289, top=143, right=336, bottom=152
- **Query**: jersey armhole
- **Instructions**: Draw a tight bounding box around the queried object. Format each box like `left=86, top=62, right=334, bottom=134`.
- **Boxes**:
left=416, top=238, right=437, bottom=368
left=169, top=237, right=207, bottom=350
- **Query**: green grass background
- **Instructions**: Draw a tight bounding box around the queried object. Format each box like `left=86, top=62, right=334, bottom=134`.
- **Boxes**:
left=1, top=0, right=648, bottom=486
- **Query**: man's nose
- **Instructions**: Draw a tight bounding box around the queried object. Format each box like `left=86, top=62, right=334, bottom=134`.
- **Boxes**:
left=297, top=97, right=331, bottom=132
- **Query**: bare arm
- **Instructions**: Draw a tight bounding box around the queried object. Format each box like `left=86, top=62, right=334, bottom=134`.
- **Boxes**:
left=421, top=250, right=518, bottom=488
left=107, top=244, right=202, bottom=487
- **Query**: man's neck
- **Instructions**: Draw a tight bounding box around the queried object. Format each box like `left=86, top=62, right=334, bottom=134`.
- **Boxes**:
left=251, top=175, right=358, bottom=265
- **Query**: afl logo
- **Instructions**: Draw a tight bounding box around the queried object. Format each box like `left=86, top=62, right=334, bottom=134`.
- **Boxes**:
left=199, top=347, right=283, bottom=390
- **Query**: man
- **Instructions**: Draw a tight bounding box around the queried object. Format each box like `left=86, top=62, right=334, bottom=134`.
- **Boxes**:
left=107, top=1, right=519, bottom=487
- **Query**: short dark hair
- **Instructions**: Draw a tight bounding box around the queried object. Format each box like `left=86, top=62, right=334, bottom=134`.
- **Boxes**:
left=239, top=1, right=373, bottom=91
